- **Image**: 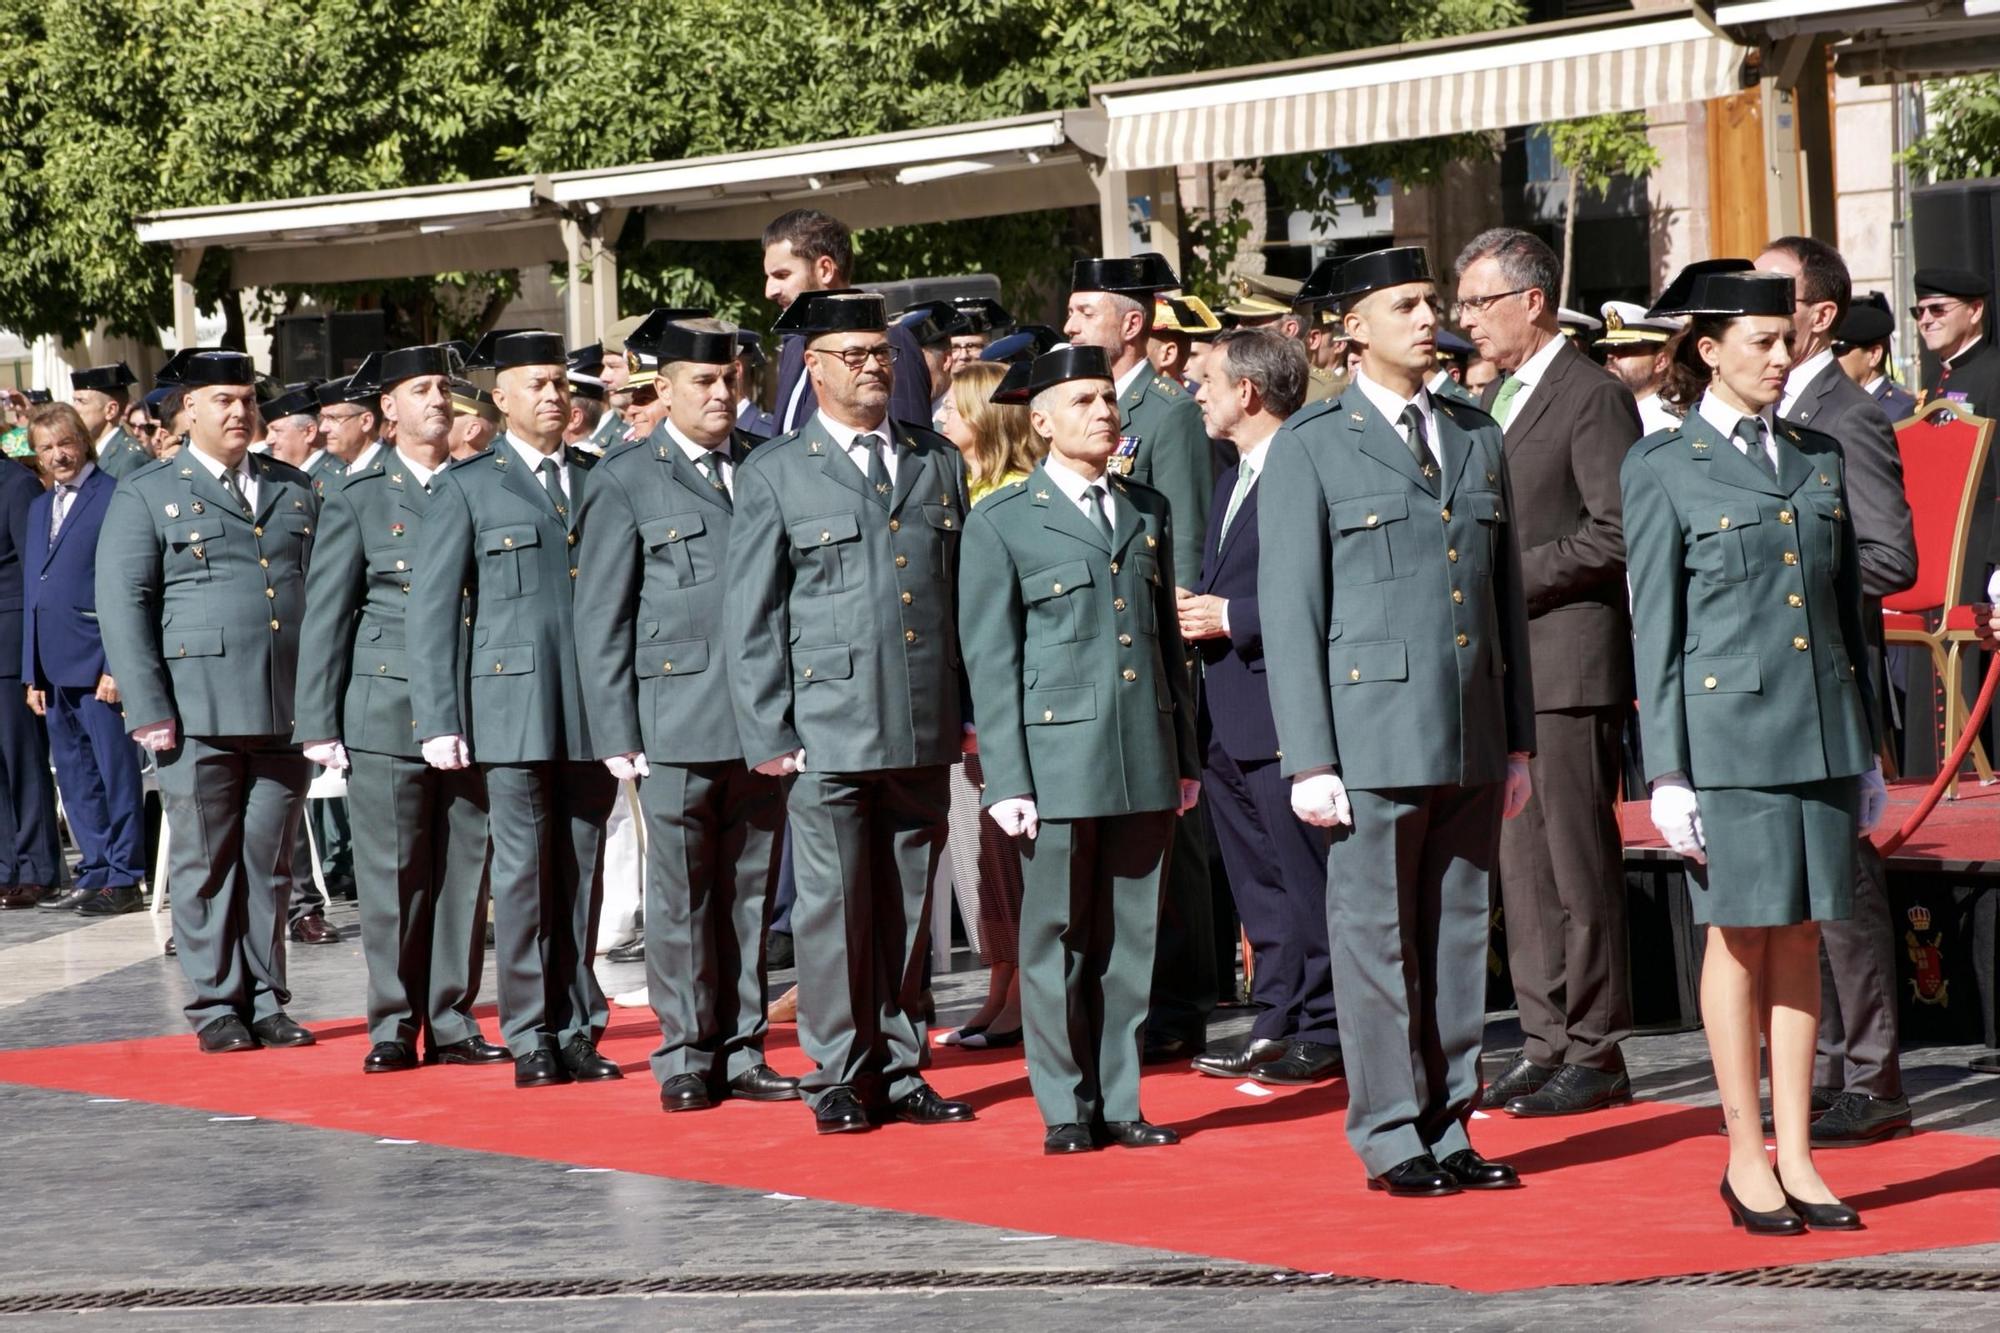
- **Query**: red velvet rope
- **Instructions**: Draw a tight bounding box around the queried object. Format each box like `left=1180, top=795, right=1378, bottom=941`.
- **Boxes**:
left=1879, top=650, right=2000, bottom=856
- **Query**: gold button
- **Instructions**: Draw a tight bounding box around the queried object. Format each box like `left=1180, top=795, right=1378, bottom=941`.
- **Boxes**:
left=1793, top=636, right=1809, bottom=651
left=1451, top=589, right=1464, bottom=604
left=1349, top=668, right=1361, bottom=682
left=1365, top=513, right=1379, bottom=527
left=1704, top=675, right=1718, bottom=690
left=1440, top=507, right=1451, bottom=521
left=258, top=557, right=269, bottom=569
left=463, top=617, right=471, bottom=626
left=803, top=667, right=814, bottom=679
left=1043, top=709, right=1054, bottom=722
left=402, top=583, right=411, bottom=592
left=567, top=533, right=576, bottom=546
left=377, top=664, right=387, bottom=674
left=1456, top=633, right=1469, bottom=647
left=942, top=518, right=953, bottom=529
left=254, top=525, right=264, bottom=537
left=895, top=555, right=907, bottom=568
left=1109, top=561, right=1119, bottom=574
left=901, top=592, right=913, bottom=605
left=493, top=662, right=503, bottom=672
left=663, top=661, right=673, bottom=673
left=1787, top=593, right=1803, bottom=607
left=1778, top=510, right=1793, bottom=524
left=395, top=559, right=406, bottom=570
left=819, top=530, right=830, bottom=542
left=889, top=519, right=901, bottom=532
left=1783, top=551, right=1798, bottom=566
left=1114, top=597, right=1127, bottom=611
left=570, top=568, right=577, bottom=578
left=1447, top=548, right=1459, bottom=563
left=1834, top=507, right=1844, bottom=520
left=1052, top=582, right=1064, bottom=595
left=1118, top=633, right=1132, bottom=646
left=177, top=647, right=186, bottom=658
left=1122, top=668, right=1137, bottom=681
left=503, top=536, right=514, bottom=548
left=905, top=629, right=917, bottom=643
left=269, top=619, right=280, bottom=630
left=1717, top=516, right=1730, bottom=530
left=265, top=587, right=276, bottom=599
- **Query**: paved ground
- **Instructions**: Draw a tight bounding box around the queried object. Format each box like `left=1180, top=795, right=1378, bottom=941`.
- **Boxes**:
left=3, top=899, right=1998, bottom=1330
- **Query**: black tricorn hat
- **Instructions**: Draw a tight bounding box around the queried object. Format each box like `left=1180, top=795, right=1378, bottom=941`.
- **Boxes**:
left=492, top=332, right=568, bottom=371
left=565, top=342, right=604, bottom=376
left=1071, top=252, right=1179, bottom=299
left=979, top=324, right=1061, bottom=365
left=734, top=329, right=766, bottom=368
left=154, top=348, right=224, bottom=387
left=315, top=353, right=384, bottom=408
left=463, top=328, right=529, bottom=371
left=379, top=344, right=458, bottom=390
left=895, top=300, right=968, bottom=347
left=1649, top=260, right=1790, bottom=318
left=23, top=389, right=52, bottom=405
left=952, top=296, right=1012, bottom=334
left=1301, top=246, right=1434, bottom=306
left=990, top=344, right=1111, bottom=406
left=172, top=351, right=258, bottom=388
left=259, top=382, right=322, bottom=421
left=771, top=289, right=886, bottom=336
left=646, top=322, right=737, bottom=367
left=623, top=307, right=715, bottom=362
left=69, top=362, right=138, bottom=393
left=449, top=378, right=501, bottom=422
left=1834, top=303, right=1894, bottom=347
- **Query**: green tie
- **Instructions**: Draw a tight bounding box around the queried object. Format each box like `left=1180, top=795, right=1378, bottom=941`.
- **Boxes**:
left=538, top=456, right=567, bottom=520
left=696, top=452, right=731, bottom=509
left=1086, top=483, right=1114, bottom=544
left=1219, top=462, right=1255, bottom=547
left=1398, top=404, right=1435, bottom=472
left=1733, top=416, right=1776, bottom=479
left=1491, top=374, right=1523, bottom=427
left=857, top=432, right=891, bottom=505
left=218, top=466, right=252, bottom=518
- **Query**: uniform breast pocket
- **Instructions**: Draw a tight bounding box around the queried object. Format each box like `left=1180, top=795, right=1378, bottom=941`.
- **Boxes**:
left=640, top=512, right=708, bottom=588
left=478, top=525, right=541, bottom=599
left=1684, top=507, right=1758, bottom=585
left=1804, top=495, right=1845, bottom=577
left=1465, top=490, right=1503, bottom=577
left=1127, top=552, right=1161, bottom=635
left=1021, top=559, right=1097, bottom=645
left=789, top=512, right=862, bottom=593
left=1330, top=493, right=1407, bottom=584
left=922, top=502, right=959, bottom=577
left=165, top=523, right=223, bottom=582
left=365, top=547, right=415, bottom=595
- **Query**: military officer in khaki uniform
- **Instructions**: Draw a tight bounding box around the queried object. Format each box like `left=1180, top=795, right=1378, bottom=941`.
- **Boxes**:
left=724, top=289, right=975, bottom=1135
left=1261, top=247, right=1537, bottom=1197
left=96, top=352, right=321, bottom=1053
left=295, top=344, right=508, bottom=1074
left=960, top=346, right=1202, bottom=1154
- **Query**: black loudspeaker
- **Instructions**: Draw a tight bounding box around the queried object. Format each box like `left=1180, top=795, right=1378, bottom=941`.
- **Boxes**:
left=274, top=311, right=387, bottom=382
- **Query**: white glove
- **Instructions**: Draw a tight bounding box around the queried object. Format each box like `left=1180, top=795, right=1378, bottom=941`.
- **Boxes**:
left=1502, top=753, right=1533, bottom=820
left=421, top=734, right=471, bottom=771
left=302, top=739, right=350, bottom=772
left=1177, top=778, right=1202, bottom=815
left=1650, top=782, right=1706, bottom=864
left=1987, top=569, right=2000, bottom=604
left=604, top=752, right=651, bottom=781
left=132, top=719, right=178, bottom=753
left=990, top=797, right=1040, bottom=840
left=1858, top=760, right=1888, bottom=836
left=1290, top=771, right=1351, bottom=828
left=753, top=748, right=806, bottom=777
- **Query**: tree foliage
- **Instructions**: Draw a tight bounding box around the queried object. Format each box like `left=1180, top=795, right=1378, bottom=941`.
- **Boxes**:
left=1546, top=112, right=1661, bottom=306
left=1906, top=75, right=2000, bottom=183
left=0, top=0, right=1515, bottom=345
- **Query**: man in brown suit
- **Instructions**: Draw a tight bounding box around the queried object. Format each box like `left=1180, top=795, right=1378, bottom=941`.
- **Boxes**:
left=1455, top=229, right=1641, bottom=1117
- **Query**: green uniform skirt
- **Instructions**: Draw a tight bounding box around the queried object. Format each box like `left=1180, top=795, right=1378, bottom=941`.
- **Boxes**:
left=1685, top=776, right=1859, bottom=928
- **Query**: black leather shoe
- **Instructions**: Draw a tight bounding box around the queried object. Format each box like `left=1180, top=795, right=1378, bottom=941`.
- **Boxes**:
left=1438, top=1148, right=1521, bottom=1190
left=659, top=1073, right=712, bottom=1112
left=814, top=1086, right=872, bottom=1134
left=1721, top=1172, right=1805, bottom=1235
left=1971, top=1051, right=2000, bottom=1075
left=1252, top=1040, right=1343, bottom=1086
left=1505, top=1063, right=1632, bottom=1117
left=603, top=940, right=645, bottom=964
left=0, top=885, right=37, bottom=909
left=561, top=1036, right=624, bottom=1081
left=363, top=1041, right=419, bottom=1073
left=1479, top=1054, right=1556, bottom=1109
left=163, top=934, right=176, bottom=957
left=249, top=1013, right=317, bottom=1047
left=1756, top=1085, right=1842, bottom=1133
left=76, top=886, right=143, bottom=916
left=431, top=1035, right=512, bottom=1065
left=1102, top=1119, right=1179, bottom=1148
left=289, top=912, right=343, bottom=945
left=766, top=930, right=795, bottom=971
left=728, top=1064, right=801, bottom=1102
left=1367, top=1154, right=1460, bottom=1197
left=890, top=1083, right=975, bottom=1125
left=1044, top=1123, right=1096, bottom=1154
left=1142, top=1033, right=1205, bottom=1065
left=1190, top=1037, right=1289, bottom=1079
left=39, top=886, right=95, bottom=912
left=196, top=1015, right=259, bottom=1054
left=1775, top=1172, right=1863, bottom=1230
left=1810, top=1091, right=1913, bottom=1147
left=515, top=1049, right=571, bottom=1087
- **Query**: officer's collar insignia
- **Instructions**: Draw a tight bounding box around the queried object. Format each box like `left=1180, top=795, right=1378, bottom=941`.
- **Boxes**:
left=179, top=467, right=193, bottom=477
left=809, top=440, right=822, bottom=453
left=657, top=445, right=670, bottom=459
left=1145, top=534, right=1157, bottom=548
left=163, top=503, right=179, bottom=518
left=1690, top=439, right=1709, bottom=451
left=494, top=453, right=508, bottom=467
left=391, top=473, right=403, bottom=484
left=1350, top=412, right=1365, bottom=422
left=1035, top=489, right=1050, bottom=501
left=1114, top=482, right=1128, bottom=493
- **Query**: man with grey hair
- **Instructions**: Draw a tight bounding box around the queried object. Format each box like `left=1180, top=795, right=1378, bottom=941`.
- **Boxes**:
left=1182, top=329, right=1341, bottom=1086
left=1454, top=226, right=1641, bottom=1118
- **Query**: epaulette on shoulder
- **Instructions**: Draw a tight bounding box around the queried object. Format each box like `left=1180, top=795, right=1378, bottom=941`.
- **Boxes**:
left=1636, top=425, right=1688, bottom=457
left=1150, top=374, right=1182, bottom=400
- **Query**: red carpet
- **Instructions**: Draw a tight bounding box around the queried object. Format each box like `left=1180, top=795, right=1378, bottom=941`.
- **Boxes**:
left=2, top=1013, right=1996, bottom=1292
left=1623, top=778, right=2000, bottom=871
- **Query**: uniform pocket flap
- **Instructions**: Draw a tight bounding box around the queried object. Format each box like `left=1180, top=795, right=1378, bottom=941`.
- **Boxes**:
left=923, top=502, right=959, bottom=532
left=1467, top=491, right=1503, bottom=523
left=794, top=644, right=852, bottom=683
left=1326, top=620, right=1344, bottom=642
left=1682, top=632, right=1699, bottom=653
left=1026, top=684, right=1096, bottom=724
left=477, top=643, right=536, bottom=676
left=1806, top=494, right=1845, bottom=522
left=358, top=648, right=408, bottom=680
left=1022, top=559, right=1094, bottom=604
left=367, top=548, right=415, bottom=575
left=1331, top=639, right=1408, bottom=685
left=1829, top=649, right=1856, bottom=680
left=790, top=512, right=860, bottom=548
left=640, top=513, right=705, bottom=547
left=1685, top=654, right=1761, bottom=695
left=480, top=524, right=541, bottom=553
left=166, top=523, right=224, bottom=547
left=636, top=638, right=709, bottom=679
left=1332, top=493, right=1408, bottom=532
left=1688, top=508, right=1761, bottom=535
left=166, top=627, right=223, bottom=659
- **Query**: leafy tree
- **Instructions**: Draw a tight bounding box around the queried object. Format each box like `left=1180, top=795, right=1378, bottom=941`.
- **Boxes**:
left=1546, top=112, right=1661, bottom=307
left=1906, top=75, right=2000, bottom=182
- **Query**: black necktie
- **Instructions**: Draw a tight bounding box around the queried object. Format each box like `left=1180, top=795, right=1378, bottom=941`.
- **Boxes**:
left=1086, top=483, right=1114, bottom=543
left=1398, top=403, right=1435, bottom=473
left=538, top=456, right=566, bottom=519
left=857, top=433, right=891, bottom=504
left=1733, top=417, right=1776, bottom=479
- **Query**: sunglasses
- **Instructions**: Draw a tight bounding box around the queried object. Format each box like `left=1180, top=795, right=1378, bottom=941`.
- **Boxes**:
left=1910, top=300, right=1964, bottom=321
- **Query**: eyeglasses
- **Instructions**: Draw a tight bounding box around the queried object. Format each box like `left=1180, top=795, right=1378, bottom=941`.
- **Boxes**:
left=319, top=408, right=367, bottom=423
left=811, top=345, right=898, bottom=371
left=1449, top=288, right=1531, bottom=321
left=1910, top=300, right=1964, bottom=321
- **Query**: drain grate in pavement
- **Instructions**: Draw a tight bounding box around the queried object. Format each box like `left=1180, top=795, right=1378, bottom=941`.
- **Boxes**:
left=1629, top=1265, right=2000, bottom=1292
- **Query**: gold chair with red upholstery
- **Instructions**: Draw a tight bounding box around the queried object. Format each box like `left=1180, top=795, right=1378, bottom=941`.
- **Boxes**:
left=1881, top=398, right=1996, bottom=795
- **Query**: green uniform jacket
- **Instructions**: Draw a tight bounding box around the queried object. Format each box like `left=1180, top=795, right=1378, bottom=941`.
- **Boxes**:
left=407, top=438, right=599, bottom=764
left=1259, top=388, right=1536, bottom=789
left=1431, top=376, right=1481, bottom=410
left=1622, top=413, right=1877, bottom=789
left=96, top=426, right=154, bottom=479
left=1114, top=367, right=1213, bottom=586
left=294, top=453, right=451, bottom=759
left=96, top=452, right=318, bottom=737
left=723, top=415, right=969, bottom=772
left=573, top=428, right=758, bottom=764
left=959, top=465, right=1199, bottom=819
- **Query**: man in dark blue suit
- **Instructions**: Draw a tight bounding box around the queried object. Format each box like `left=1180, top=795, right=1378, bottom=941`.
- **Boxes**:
left=1176, top=329, right=1339, bottom=1084
left=762, top=209, right=931, bottom=435
left=1, top=410, right=83, bottom=910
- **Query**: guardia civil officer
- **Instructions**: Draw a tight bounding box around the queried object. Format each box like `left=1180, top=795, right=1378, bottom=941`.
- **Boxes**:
left=960, top=345, right=1202, bottom=1153
left=97, top=351, right=321, bottom=1053
left=295, top=345, right=508, bottom=1074
left=1260, top=247, right=1536, bottom=1197
left=409, top=332, right=622, bottom=1090
left=1626, top=262, right=1884, bottom=1234
left=68, top=362, right=153, bottom=478
left=723, top=289, right=974, bottom=1134
left=575, top=317, right=801, bottom=1113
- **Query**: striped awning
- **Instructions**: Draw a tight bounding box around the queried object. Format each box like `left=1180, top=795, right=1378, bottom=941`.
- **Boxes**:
left=1096, top=12, right=1747, bottom=174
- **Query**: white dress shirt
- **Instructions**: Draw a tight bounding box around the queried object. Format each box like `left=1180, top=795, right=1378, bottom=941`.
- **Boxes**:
left=1113, top=357, right=1148, bottom=402
left=505, top=432, right=569, bottom=499
left=1780, top=347, right=1836, bottom=419
left=1042, top=453, right=1117, bottom=530
left=348, top=440, right=384, bottom=475
left=185, top=443, right=260, bottom=511
left=394, top=449, right=440, bottom=491
left=814, top=410, right=898, bottom=486
left=1495, top=329, right=1566, bottom=422
left=1351, top=369, right=1439, bottom=462
left=667, top=421, right=733, bottom=497
left=1696, top=390, right=1780, bottom=473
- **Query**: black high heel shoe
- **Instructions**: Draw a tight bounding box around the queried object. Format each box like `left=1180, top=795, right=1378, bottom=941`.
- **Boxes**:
left=1720, top=1172, right=1805, bottom=1235
left=1775, top=1173, right=1863, bottom=1231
